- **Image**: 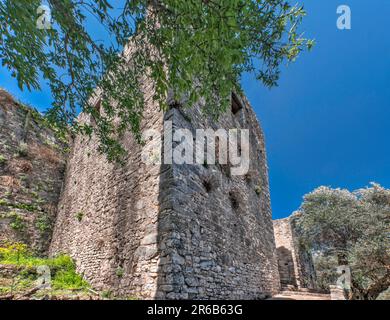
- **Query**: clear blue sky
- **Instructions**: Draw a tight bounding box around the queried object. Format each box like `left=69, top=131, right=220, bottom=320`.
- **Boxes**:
left=1, top=1, right=389, bottom=219
left=243, top=0, right=390, bottom=218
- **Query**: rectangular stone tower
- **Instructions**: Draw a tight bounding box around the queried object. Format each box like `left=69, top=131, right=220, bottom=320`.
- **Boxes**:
left=273, top=215, right=317, bottom=290
left=50, top=87, right=280, bottom=299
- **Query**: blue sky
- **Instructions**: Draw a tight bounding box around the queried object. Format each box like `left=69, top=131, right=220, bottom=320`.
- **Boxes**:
left=243, top=0, right=390, bottom=218
left=1, top=1, right=389, bottom=219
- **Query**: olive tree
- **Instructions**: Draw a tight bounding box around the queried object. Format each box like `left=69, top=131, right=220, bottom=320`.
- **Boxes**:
left=297, top=183, right=390, bottom=299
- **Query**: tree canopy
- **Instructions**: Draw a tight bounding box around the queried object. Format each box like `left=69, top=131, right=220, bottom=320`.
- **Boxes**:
left=296, top=183, right=390, bottom=299
left=0, top=0, right=313, bottom=160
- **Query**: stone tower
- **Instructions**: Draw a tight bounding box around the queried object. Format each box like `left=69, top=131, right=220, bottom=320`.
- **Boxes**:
left=273, top=214, right=316, bottom=290
left=50, top=83, right=280, bottom=299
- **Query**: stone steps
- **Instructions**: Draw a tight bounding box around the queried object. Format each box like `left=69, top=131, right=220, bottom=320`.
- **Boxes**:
left=272, top=290, right=331, bottom=300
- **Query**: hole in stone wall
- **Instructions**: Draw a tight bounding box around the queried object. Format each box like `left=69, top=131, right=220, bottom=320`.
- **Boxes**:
left=231, top=92, right=243, bottom=115
left=254, top=185, right=262, bottom=196
left=229, top=191, right=239, bottom=211
left=202, top=178, right=212, bottom=193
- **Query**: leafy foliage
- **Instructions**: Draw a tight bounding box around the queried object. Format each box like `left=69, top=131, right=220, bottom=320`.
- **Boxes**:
left=35, top=213, right=51, bottom=233
left=0, top=241, right=89, bottom=291
left=116, top=266, right=124, bottom=278
left=0, top=199, right=40, bottom=212
left=9, top=212, right=26, bottom=231
left=296, top=183, right=390, bottom=299
left=0, top=241, right=29, bottom=263
left=75, top=211, right=84, bottom=222
left=0, top=0, right=313, bottom=161
left=52, top=268, right=89, bottom=290
left=0, top=155, right=7, bottom=165
left=311, top=254, right=339, bottom=291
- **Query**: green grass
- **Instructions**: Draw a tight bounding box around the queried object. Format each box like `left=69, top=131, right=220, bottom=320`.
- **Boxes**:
left=0, top=242, right=89, bottom=291
left=101, top=290, right=112, bottom=299
left=52, top=269, right=89, bottom=290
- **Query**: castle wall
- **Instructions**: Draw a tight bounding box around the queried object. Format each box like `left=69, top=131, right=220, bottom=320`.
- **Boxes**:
left=50, top=86, right=280, bottom=298
left=154, top=97, right=280, bottom=299
left=49, top=82, right=165, bottom=298
left=0, top=89, right=66, bottom=255
left=273, top=216, right=316, bottom=290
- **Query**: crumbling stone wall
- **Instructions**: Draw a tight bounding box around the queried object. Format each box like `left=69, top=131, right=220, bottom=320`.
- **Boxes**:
left=0, top=89, right=66, bottom=255
left=155, top=96, right=280, bottom=299
left=50, top=86, right=280, bottom=299
left=273, top=215, right=316, bottom=290
left=50, top=82, right=164, bottom=298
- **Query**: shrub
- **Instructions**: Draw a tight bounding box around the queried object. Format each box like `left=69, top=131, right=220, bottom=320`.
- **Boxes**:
left=0, top=155, right=7, bottom=165
left=76, top=212, right=84, bottom=222
left=0, top=241, right=68, bottom=268
left=0, top=200, right=39, bottom=212
left=0, top=241, right=28, bottom=263
left=0, top=242, right=89, bottom=291
left=17, top=143, right=28, bottom=157
left=52, top=269, right=89, bottom=290
left=35, top=214, right=51, bottom=233
left=116, top=267, right=124, bottom=278
left=9, top=212, right=26, bottom=231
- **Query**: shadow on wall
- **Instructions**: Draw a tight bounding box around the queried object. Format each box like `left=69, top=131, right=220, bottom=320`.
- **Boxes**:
left=276, top=246, right=297, bottom=288
left=152, top=101, right=280, bottom=299
left=49, top=91, right=280, bottom=299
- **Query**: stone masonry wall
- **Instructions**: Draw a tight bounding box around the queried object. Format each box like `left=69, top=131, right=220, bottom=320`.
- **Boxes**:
left=49, top=80, right=164, bottom=298
left=155, top=96, right=280, bottom=299
left=273, top=216, right=316, bottom=290
left=50, top=86, right=280, bottom=299
left=0, top=89, right=66, bottom=255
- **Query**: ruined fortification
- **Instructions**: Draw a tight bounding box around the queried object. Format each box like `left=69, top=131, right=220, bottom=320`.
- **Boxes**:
left=273, top=214, right=316, bottom=290
left=0, top=84, right=323, bottom=299
left=0, top=89, right=66, bottom=255
left=49, top=84, right=280, bottom=299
